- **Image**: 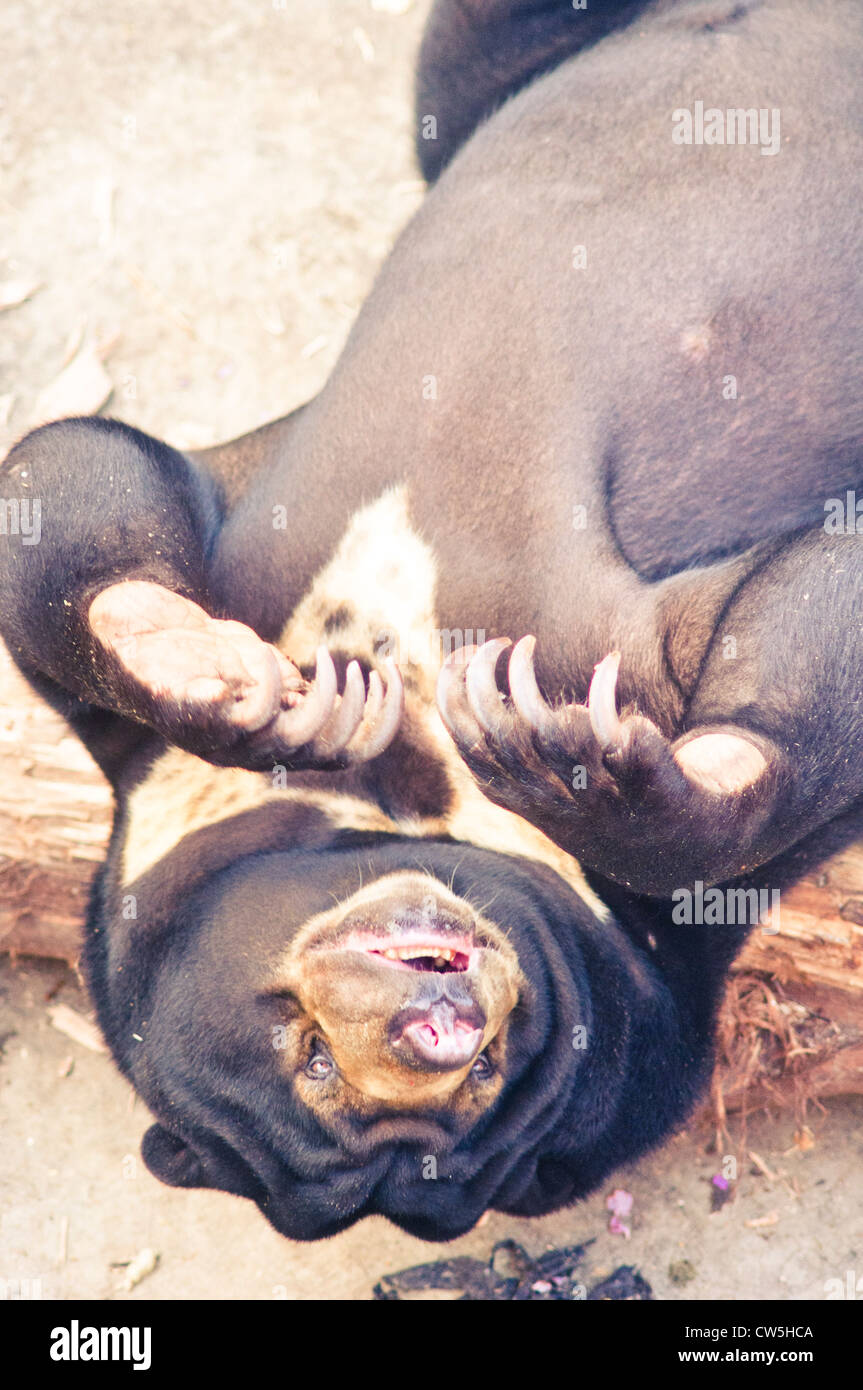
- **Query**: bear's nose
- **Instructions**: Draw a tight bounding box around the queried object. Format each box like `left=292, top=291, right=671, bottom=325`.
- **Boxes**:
left=390, top=998, right=485, bottom=1071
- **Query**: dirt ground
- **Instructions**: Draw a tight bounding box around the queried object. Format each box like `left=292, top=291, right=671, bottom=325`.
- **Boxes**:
left=1, top=0, right=861, bottom=1302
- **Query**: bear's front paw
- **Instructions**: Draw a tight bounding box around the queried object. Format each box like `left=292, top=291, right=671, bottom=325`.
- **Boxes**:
left=89, top=581, right=403, bottom=769
left=437, top=637, right=779, bottom=896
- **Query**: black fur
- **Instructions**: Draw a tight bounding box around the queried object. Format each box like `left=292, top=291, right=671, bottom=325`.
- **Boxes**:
left=87, top=834, right=741, bottom=1241
left=0, top=0, right=861, bottom=1241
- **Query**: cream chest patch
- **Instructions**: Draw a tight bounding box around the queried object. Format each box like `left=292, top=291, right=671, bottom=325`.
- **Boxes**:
left=277, top=485, right=439, bottom=699
left=122, top=485, right=606, bottom=918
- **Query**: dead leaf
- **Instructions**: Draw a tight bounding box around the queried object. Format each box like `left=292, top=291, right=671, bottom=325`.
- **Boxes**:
left=0, top=277, right=42, bottom=310
left=744, top=1211, right=780, bottom=1229
left=47, top=1004, right=108, bottom=1054
left=121, top=1248, right=159, bottom=1292
left=61, top=316, right=87, bottom=366
left=300, top=333, right=328, bottom=359
left=353, top=26, right=375, bottom=61
left=748, top=1149, right=780, bottom=1182
left=35, top=342, right=113, bottom=425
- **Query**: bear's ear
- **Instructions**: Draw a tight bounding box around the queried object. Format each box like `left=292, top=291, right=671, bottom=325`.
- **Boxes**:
left=141, top=1124, right=210, bottom=1189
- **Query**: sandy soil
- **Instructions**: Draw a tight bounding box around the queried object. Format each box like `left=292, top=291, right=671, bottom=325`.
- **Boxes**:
left=1, top=0, right=861, bottom=1302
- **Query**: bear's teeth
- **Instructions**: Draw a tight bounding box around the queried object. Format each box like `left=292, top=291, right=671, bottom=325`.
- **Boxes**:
left=380, top=946, right=456, bottom=962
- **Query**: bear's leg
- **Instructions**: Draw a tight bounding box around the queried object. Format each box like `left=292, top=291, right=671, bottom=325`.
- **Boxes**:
left=416, top=0, right=648, bottom=180
left=0, top=417, right=401, bottom=776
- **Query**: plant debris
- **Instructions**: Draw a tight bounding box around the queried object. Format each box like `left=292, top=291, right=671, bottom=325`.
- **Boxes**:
left=0, top=276, right=42, bottom=310
left=668, top=1258, right=697, bottom=1286
left=47, top=1004, right=107, bottom=1054
left=373, top=1239, right=654, bottom=1301
left=744, top=1210, right=780, bottom=1229
left=589, top=1267, right=654, bottom=1300
left=114, top=1248, right=160, bottom=1292
left=607, top=1186, right=634, bottom=1237
left=710, top=1173, right=734, bottom=1211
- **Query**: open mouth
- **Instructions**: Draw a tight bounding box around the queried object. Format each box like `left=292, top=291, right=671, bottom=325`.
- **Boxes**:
left=366, top=943, right=471, bottom=973
left=338, top=930, right=475, bottom=973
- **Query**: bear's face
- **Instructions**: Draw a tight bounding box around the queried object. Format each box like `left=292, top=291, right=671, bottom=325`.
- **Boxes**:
left=271, top=871, right=523, bottom=1117
left=127, top=840, right=594, bottom=1240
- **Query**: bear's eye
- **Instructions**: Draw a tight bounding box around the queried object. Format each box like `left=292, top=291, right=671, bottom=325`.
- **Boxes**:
left=305, top=1041, right=335, bottom=1080
left=471, top=1052, right=493, bottom=1080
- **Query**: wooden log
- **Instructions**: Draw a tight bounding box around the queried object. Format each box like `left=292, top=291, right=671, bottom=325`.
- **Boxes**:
left=0, top=644, right=111, bottom=963
left=0, top=639, right=861, bottom=1108
left=710, top=846, right=863, bottom=1115
left=736, top=845, right=863, bottom=995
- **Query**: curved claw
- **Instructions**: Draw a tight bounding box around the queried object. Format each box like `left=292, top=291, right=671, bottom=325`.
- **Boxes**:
left=345, top=659, right=404, bottom=761
left=465, top=638, right=512, bottom=737
left=272, top=645, right=338, bottom=747
left=588, top=651, right=623, bottom=750
left=312, top=659, right=367, bottom=756
left=436, top=644, right=481, bottom=745
left=508, top=635, right=558, bottom=737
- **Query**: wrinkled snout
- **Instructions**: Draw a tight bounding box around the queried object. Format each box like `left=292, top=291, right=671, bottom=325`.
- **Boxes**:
left=391, top=996, right=486, bottom=1071
left=278, top=870, right=525, bottom=1105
